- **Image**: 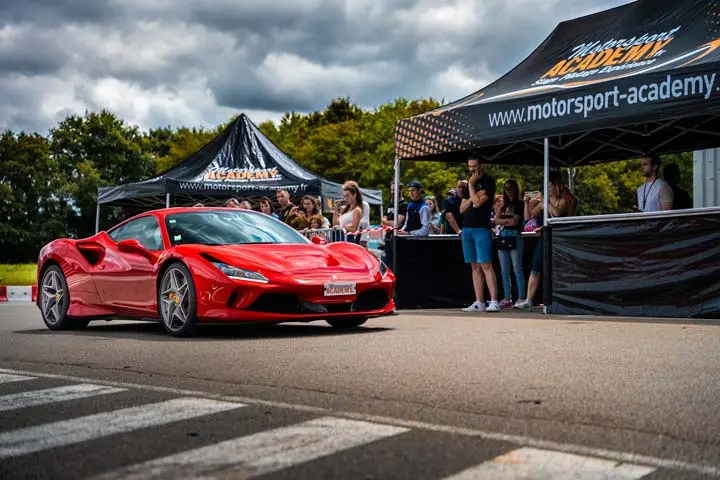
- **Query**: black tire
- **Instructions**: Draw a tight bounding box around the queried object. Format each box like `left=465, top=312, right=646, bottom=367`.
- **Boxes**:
left=326, top=317, right=368, bottom=329
left=39, top=266, right=89, bottom=331
left=158, top=262, right=198, bottom=337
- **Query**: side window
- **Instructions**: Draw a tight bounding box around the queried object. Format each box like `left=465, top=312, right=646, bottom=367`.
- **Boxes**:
left=109, top=216, right=164, bottom=251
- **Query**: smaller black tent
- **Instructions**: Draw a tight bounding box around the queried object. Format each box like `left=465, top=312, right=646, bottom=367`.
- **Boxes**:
left=98, top=113, right=382, bottom=208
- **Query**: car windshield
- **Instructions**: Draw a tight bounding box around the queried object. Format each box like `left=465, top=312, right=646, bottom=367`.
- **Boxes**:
left=164, top=210, right=310, bottom=246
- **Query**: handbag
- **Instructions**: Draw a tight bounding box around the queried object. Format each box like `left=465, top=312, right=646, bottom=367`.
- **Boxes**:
left=496, top=234, right=517, bottom=250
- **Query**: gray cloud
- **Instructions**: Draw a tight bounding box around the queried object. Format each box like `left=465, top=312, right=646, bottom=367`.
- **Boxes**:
left=0, top=0, right=121, bottom=25
left=0, top=0, right=628, bottom=133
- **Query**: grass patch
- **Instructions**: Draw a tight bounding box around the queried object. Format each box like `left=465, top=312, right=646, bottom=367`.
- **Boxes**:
left=0, top=264, right=37, bottom=286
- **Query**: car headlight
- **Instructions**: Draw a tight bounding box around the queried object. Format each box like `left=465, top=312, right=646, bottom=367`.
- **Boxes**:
left=211, top=262, right=269, bottom=283
left=379, top=260, right=389, bottom=277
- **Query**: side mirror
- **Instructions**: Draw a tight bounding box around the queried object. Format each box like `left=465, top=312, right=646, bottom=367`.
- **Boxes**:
left=117, top=239, right=146, bottom=253
left=311, top=235, right=327, bottom=245
left=117, top=239, right=157, bottom=262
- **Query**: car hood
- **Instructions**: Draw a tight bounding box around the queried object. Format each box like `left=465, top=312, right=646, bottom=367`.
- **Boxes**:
left=188, top=243, right=377, bottom=276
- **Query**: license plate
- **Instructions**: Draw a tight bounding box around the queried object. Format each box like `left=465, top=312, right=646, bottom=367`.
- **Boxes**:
left=324, top=282, right=356, bottom=296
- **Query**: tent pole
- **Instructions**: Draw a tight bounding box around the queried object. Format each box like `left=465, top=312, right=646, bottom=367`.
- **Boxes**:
left=544, top=139, right=549, bottom=227
left=165, top=193, right=170, bottom=208
left=95, top=203, right=100, bottom=234
left=392, top=157, right=400, bottom=275
left=393, top=158, right=400, bottom=228
left=543, top=138, right=550, bottom=315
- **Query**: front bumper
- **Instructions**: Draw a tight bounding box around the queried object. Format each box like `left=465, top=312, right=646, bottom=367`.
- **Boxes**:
left=196, top=274, right=395, bottom=323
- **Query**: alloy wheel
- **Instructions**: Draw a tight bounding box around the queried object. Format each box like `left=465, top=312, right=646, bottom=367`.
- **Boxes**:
left=41, top=270, right=66, bottom=325
left=160, top=267, right=191, bottom=333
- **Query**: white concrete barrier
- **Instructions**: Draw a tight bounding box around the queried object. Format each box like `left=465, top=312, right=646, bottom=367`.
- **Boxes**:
left=5, top=286, right=34, bottom=302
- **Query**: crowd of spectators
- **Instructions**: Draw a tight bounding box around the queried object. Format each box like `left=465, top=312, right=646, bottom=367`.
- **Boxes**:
left=193, top=154, right=691, bottom=312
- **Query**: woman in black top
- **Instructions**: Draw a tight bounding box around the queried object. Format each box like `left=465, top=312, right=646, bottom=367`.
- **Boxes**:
left=493, top=179, right=527, bottom=308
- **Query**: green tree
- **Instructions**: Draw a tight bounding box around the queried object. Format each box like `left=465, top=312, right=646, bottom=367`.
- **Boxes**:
left=0, top=131, right=67, bottom=262
left=154, top=126, right=225, bottom=173
left=49, top=110, right=155, bottom=237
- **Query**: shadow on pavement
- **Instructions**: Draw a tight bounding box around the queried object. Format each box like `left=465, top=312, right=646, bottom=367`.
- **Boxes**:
left=400, top=308, right=720, bottom=326
left=14, top=321, right=393, bottom=341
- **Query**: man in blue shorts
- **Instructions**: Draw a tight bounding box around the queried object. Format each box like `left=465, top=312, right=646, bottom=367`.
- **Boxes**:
left=459, top=156, right=500, bottom=312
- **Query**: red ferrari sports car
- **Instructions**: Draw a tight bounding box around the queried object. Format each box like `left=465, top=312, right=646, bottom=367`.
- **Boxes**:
left=36, top=207, right=395, bottom=337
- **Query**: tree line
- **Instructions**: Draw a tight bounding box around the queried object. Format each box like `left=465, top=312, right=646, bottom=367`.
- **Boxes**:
left=1, top=97, right=692, bottom=263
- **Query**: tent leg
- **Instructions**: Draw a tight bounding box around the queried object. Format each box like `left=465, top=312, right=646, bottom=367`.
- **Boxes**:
left=392, top=158, right=400, bottom=275
left=166, top=193, right=170, bottom=208
left=567, top=167, right=575, bottom=191
left=543, top=138, right=550, bottom=315
left=393, top=158, right=400, bottom=229
left=95, top=203, right=100, bottom=234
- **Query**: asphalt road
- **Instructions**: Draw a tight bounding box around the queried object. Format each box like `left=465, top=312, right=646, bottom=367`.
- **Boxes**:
left=1, top=303, right=719, bottom=479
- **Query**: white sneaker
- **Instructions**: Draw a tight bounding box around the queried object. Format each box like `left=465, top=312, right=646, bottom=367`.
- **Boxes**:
left=514, top=299, right=532, bottom=309
left=462, top=301, right=485, bottom=312
left=486, top=301, right=501, bottom=312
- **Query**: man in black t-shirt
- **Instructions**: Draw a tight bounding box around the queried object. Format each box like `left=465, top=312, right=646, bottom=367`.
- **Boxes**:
left=459, top=156, right=499, bottom=313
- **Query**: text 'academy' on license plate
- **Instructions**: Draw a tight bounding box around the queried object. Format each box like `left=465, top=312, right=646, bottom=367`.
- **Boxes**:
left=324, top=282, right=356, bottom=296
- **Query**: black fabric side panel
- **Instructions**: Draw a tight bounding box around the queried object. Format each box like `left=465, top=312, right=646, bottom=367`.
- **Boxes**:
left=548, top=214, right=720, bottom=318
left=394, top=236, right=542, bottom=309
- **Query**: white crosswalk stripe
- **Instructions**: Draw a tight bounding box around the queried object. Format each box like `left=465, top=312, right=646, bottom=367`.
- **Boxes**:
left=0, top=384, right=126, bottom=413
left=0, top=373, right=35, bottom=384
left=91, top=416, right=410, bottom=480
left=0, top=397, right=245, bottom=459
left=0, top=375, right=691, bottom=478
left=442, top=447, right=656, bottom=479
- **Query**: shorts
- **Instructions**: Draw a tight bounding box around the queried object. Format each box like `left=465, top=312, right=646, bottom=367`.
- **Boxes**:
left=531, top=236, right=543, bottom=275
left=462, top=227, right=493, bottom=264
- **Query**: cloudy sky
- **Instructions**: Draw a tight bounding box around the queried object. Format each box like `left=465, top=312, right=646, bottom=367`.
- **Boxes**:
left=0, top=0, right=628, bottom=134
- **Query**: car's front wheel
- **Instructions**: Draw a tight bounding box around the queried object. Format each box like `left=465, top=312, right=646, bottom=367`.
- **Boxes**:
left=158, top=263, right=198, bottom=337
left=326, top=317, right=368, bottom=329
left=40, top=265, right=89, bottom=331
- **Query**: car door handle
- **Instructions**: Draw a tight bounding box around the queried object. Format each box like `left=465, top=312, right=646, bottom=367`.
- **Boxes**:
left=96, top=265, right=104, bottom=270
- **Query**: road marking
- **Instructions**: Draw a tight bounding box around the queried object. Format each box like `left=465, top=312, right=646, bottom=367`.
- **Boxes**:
left=0, top=368, right=717, bottom=477
left=443, top=447, right=655, bottom=479
left=0, top=373, right=35, bottom=384
left=92, top=416, right=409, bottom=479
left=0, top=397, right=244, bottom=458
left=0, top=384, right=126, bottom=413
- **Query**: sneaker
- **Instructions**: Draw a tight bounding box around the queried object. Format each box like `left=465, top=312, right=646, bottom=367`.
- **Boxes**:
left=499, top=299, right=514, bottom=309
left=486, top=300, right=501, bottom=312
left=514, top=299, right=533, bottom=309
left=462, top=301, right=486, bottom=312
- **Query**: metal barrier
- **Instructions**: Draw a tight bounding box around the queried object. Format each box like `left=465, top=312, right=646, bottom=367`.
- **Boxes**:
left=300, top=226, right=392, bottom=244
left=300, top=228, right=350, bottom=243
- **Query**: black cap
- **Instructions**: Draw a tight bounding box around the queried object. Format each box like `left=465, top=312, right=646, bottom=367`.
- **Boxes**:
left=407, top=180, right=422, bottom=189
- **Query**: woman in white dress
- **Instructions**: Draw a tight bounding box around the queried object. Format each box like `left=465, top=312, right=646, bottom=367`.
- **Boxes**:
left=333, top=182, right=364, bottom=243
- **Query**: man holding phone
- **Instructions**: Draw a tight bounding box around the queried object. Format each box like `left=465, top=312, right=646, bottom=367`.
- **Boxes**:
left=460, top=156, right=500, bottom=313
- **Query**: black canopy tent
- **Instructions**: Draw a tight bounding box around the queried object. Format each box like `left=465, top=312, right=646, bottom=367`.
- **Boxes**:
left=391, top=0, right=720, bottom=317
left=96, top=113, right=383, bottom=231
left=395, top=0, right=720, bottom=167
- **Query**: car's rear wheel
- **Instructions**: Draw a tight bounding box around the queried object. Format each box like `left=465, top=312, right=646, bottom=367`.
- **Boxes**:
left=40, top=266, right=89, bottom=331
left=159, top=263, right=198, bottom=337
left=326, top=317, right=368, bottom=329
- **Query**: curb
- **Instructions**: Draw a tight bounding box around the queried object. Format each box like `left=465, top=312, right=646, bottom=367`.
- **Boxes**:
left=0, top=285, right=37, bottom=303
